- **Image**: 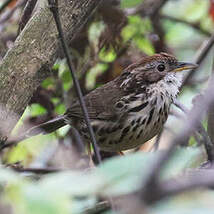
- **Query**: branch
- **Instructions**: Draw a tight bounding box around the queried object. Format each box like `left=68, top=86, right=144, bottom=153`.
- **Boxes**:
left=0, top=0, right=103, bottom=141
left=11, top=166, right=60, bottom=174
left=182, top=33, right=214, bottom=87
left=174, top=99, right=214, bottom=162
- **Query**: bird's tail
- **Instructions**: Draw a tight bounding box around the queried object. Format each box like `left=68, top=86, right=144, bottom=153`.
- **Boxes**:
left=26, top=115, right=67, bottom=137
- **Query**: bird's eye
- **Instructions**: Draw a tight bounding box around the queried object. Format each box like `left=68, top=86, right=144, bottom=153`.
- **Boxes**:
left=157, top=64, right=165, bottom=72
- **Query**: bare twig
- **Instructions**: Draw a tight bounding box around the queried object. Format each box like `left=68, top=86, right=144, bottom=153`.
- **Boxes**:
left=182, top=34, right=214, bottom=87
left=150, top=0, right=169, bottom=17
left=174, top=99, right=214, bottom=161
left=48, top=0, right=101, bottom=164
left=11, top=166, right=60, bottom=174
left=170, top=108, right=205, bottom=146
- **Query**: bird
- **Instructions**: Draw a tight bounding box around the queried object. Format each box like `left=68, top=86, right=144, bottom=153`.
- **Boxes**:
left=27, top=53, right=197, bottom=152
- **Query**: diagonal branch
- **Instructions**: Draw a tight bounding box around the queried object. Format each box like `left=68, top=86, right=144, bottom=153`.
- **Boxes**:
left=141, top=72, right=214, bottom=202
left=0, top=0, right=103, bottom=142
left=182, top=33, right=214, bottom=87
left=174, top=99, right=214, bottom=162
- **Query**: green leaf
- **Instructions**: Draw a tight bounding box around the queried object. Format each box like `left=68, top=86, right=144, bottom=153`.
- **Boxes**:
left=95, top=152, right=154, bottom=196
left=86, top=63, right=108, bottom=89
left=0, top=147, right=203, bottom=214
left=55, top=103, right=66, bottom=115
left=37, top=148, right=201, bottom=198
left=22, top=184, right=70, bottom=214
left=30, top=104, right=47, bottom=117
left=99, top=48, right=116, bottom=63
left=122, top=16, right=152, bottom=42
left=120, top=0, right=144, bottom=8
left=39, top=171, right=104, bottom=199
left=42, top=77, right=55, bottom=89
left=0, top=168, right=21, bottom=184
left=88, top=21, right=105, bottom=53
left=161, top=147, right=202, bottom=180
left=134, top=37, right=154, bottom=55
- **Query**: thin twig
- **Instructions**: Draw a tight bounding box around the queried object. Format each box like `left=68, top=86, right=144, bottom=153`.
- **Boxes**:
left=182, top=33, right=214, bottom=87
left=150, top=0, right=169, bottom=17
left=11, top=166, right=60, bottom=174
left=48, top=0, right=101, bottom=164
left=174, top=99, right=214, bottom=161
left=170, top=108, right=203, bottom=146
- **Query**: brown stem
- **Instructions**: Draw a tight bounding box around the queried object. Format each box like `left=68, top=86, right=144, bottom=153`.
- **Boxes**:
left=207, top=60, right=214, bottom=161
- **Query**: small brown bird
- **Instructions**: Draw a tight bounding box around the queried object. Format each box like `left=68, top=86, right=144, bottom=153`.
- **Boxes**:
left=29, top=53, right=197, bottom=152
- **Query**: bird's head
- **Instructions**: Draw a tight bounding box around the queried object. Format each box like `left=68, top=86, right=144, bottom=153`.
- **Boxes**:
left=120, top=52, right=197, bottom=92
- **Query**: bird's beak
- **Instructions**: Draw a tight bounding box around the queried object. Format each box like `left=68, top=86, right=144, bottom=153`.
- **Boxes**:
left=171, top=62, right=198, bottom=72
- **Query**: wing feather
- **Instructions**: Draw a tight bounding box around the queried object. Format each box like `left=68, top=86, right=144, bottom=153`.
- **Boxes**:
left=65, top=78, right=126, bottom=121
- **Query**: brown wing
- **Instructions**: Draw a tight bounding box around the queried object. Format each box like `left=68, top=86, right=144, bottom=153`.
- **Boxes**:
left=65, top=77, right=126, bottom=121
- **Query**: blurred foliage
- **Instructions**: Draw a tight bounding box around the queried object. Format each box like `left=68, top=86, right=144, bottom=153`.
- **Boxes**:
left=0, top=148, right=205, bottom=214
left=0, top=0, right=214, bottom=213
left=120, top=0, right=144, bottom=8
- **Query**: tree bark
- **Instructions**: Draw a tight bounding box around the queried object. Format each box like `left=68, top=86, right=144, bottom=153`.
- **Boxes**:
left=0, top=0, right=102, bottom=140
